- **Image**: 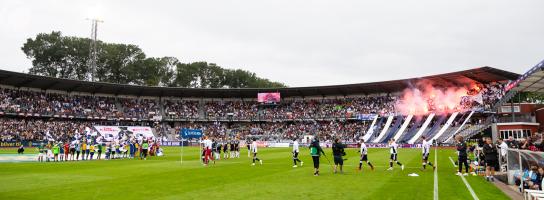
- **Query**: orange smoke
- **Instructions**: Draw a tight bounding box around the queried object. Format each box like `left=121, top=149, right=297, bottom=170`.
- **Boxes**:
left=396, top=81, right=471, bottom=116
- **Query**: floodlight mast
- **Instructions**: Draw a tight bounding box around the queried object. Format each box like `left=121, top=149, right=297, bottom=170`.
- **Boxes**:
left=86, top=18, right=103, bottom=82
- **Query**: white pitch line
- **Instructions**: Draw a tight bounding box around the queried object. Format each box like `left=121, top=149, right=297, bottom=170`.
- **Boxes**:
left=434, top=147, right=439, bottom=200
left=448, top=156, right=458, bottom=167
left=448, top=157, right=479, bottom=200
left=460, top=174, right=479, bottom=200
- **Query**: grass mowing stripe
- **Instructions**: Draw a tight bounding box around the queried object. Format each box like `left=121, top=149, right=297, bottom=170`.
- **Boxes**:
left=434, top=146, right=439, bottom=200
left=448, top=155, right=479, bottom=200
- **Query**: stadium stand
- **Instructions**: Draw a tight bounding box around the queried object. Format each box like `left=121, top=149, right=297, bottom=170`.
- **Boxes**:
left=0, top=67, right=519, bottom=143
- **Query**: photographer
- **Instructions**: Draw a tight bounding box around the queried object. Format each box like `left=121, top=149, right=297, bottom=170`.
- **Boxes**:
left=332, top=138, right=346, bottom=174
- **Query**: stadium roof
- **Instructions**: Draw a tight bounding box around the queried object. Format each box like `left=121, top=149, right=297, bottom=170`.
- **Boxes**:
left=504, top=59, right=544, bottom=93
left=0, top=67, right=518, bottom=98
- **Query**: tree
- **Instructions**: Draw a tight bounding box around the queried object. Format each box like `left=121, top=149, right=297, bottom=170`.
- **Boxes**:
left=22, top=31, right=287, bottom=88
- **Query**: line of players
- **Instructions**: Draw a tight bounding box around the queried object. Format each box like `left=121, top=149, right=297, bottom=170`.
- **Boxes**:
left=200, top=135, right=436, bottom=175
left=295, top=136, right=436, bottom=176
left=200, top=137, right=249, bottom=166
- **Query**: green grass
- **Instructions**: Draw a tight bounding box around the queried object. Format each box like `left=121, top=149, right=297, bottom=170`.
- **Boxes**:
left=0, top=147, right=509, bottom=200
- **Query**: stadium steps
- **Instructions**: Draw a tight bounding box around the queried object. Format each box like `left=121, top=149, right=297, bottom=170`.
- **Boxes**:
left=436, top=126, right=458, bottom=143
left=398, top=116, right=422, bottom=143
left=379, top=116, right=404, bottom=143
left=393, top=114, right=413, bottom=141
left=440, top=110, right=474, bottom=143
left=407, top=113, right=435, bottom=144
left=115, top=100, right=124, bottom=113
left=198, top=99, right=205, bottom=119
left=373, top=115, right=394, bottom=143
left=430, top=112, right=459, bottom=141
left=362, top=115, right=379, bottom=142
left=159, top=99, right=165, bottom=118
left=417, top=115, right=448, bottom=143
left=366, top=117, right=385, bottom=142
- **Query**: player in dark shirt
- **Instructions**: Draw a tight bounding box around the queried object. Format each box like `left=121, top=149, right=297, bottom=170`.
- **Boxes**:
left=332, top=138, right=346, bottom=174
left=234, top=139, right=240, bottom=158
left=230, top=140, right=236, bottom=158
left=223, top=140, right=229, bottom=159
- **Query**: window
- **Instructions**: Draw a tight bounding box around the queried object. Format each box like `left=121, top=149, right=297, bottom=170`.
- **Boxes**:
left=499, top=129, right=531, bottom=140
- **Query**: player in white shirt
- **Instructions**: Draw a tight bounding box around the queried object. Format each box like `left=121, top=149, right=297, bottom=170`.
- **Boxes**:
left=201, top=137, right=213, bottom=166
left=292, top=138, right=303, bottom=167
left=388, top=139, right=404, bottom=171
left=250, top=138, right=262, bottom=166
left=358, top=139, right=374, bottom=171
left=421, top=136, right=435, bottom=170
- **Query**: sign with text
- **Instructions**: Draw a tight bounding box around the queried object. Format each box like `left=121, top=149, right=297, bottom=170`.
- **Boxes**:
left=180, top=128, right=203, bottom=139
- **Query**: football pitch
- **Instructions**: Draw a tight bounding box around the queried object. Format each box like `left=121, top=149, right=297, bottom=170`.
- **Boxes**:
left=0, top=147, right=509, bottom=200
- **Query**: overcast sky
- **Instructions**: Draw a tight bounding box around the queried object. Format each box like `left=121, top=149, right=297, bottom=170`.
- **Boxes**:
left=1, top=0, right=543, bottom=87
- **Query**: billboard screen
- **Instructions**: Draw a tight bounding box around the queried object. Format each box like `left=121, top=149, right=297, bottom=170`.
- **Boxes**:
left=257, top=92, right=281, bottom=103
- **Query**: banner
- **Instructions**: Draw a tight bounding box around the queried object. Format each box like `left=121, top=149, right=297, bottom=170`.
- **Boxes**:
left=94, top=126, right=155, bottom=141
left=180, top=128, right=203, bottom=139
left=357, top=114, right=377, bottom=121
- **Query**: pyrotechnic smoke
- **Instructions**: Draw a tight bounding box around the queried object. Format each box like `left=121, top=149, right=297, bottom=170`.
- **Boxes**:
left=396, top=80, right=475, bottom=116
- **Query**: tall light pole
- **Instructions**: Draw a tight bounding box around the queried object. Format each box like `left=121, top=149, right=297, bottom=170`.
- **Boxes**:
left=86, top=18, right=103, bottom=82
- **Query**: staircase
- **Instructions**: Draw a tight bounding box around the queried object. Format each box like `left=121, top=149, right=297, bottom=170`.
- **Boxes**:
left=442, top=111, right=474, bottom=143
left=380, top=116, right=404, bottom=143
left=362, top=115, right=379, bottom=141
left=431, top=112, right=459, bottom=141
left=399, top=117, right=423, bottom=143
left=366, top=117, right=384, bottom=142
left=373, top=115, right=394, bottom=143
left=393, top=115, right=413, bottom=141
left=408, top=113, right=435, bottom=144
left=417, top=115, right=447, bottom=143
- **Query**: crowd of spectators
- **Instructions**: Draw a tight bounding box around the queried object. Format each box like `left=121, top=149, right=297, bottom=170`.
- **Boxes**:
left=0, top=118, right=91, bottom=142
left=174, top=121, right=368, bottom=142
left=0, top=82, right=505, bottom=121
left=480, top=83, right=506, bottom=110
left=0, top=82, right=507, bottom=143
left=120, top=98, right=160, bottom=119
left=164, top=100, right=199, bottom=119
left=0, top=118, right=162, bottom=143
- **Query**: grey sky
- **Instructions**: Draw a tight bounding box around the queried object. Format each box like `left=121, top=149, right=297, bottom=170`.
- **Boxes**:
left=1, top=0, right=543, bottom=87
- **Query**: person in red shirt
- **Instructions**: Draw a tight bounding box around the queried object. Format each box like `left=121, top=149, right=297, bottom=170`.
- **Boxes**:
left=63, top=142, right=70, bottom=161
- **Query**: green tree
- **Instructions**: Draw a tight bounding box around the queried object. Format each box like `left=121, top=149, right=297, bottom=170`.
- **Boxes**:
left=22, top=31, right=287, bottom=88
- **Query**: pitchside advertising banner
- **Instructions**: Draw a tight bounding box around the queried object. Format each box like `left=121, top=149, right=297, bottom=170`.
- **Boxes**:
left=93, top=126, right=155, bottom=141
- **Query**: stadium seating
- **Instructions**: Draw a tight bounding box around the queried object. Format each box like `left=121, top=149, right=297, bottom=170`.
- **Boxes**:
left=0, top=82, right=506, bottom=143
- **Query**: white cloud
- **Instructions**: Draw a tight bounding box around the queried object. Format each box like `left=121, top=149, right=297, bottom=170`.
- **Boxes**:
left=0, top=0, right=543, bottom=86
